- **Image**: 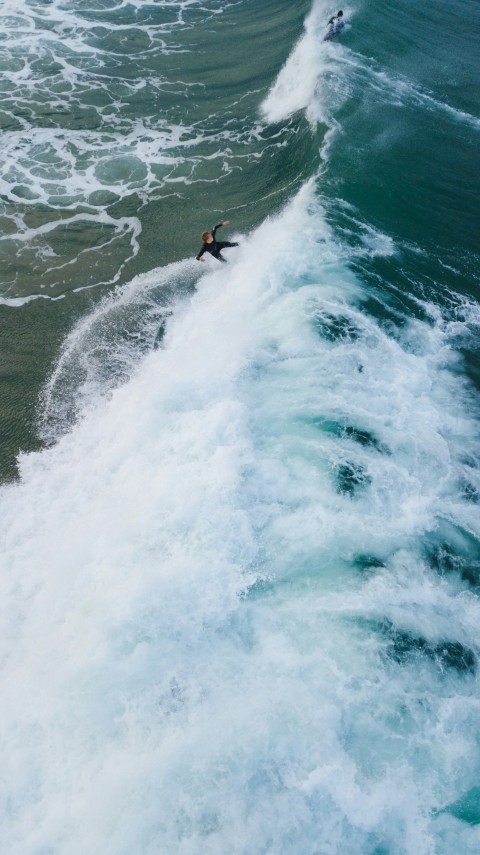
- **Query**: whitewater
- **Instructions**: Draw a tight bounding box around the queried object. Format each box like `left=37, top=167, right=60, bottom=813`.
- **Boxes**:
left=2, top=181, right=480, bottom=853
left=1, top=0, right=480, bottom=853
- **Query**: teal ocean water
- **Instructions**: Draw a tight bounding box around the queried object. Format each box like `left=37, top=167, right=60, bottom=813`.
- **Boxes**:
left=1, top=1, right=480, bottom=852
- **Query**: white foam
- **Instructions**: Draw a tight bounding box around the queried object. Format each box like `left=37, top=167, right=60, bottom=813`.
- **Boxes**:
left=260, top=0, right=351, bottom=127
left=1, top=182, right=480, bottom=852
left=39, top=258, right=200, bottom=442
left=261, top=2, right=479, bottom=137
left=0, top=293, right=65, bottom=307
left=0, top=0, right=266, bottom=300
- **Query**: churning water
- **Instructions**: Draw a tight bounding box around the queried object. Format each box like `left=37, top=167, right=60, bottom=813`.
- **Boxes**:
left=1, top=1, right=480, bottom=853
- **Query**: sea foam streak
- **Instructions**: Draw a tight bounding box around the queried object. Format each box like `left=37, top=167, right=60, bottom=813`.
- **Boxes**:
left=2, top=183, right=480, bottom=853
left=260, top=0, right=346, bottom=126
left=261, top=0, right=479, bottom=135
left=0, top=0, right=261, bottom=300
left=39, top=258, right=201, bottom=443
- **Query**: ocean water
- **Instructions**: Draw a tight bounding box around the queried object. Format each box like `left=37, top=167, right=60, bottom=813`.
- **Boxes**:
left=1, top=1, right=480, bottom=853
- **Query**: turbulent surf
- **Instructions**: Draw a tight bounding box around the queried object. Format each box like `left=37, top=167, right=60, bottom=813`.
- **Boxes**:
left=1, top=1, right=480, bottom=853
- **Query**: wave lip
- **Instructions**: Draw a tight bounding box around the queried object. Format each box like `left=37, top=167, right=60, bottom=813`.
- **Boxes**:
left=260, top=0, right=347, bottom=126
left=2, top=181, right=480, bottom=852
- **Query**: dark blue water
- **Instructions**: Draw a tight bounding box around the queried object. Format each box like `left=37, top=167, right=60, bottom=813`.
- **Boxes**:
left=1, top=1, right=480, bottom=852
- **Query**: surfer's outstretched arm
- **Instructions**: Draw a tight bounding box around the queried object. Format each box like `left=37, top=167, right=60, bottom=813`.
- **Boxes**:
left=211, top=219, right=229, bottom=239
left=196, top=219, right=232, bottom=261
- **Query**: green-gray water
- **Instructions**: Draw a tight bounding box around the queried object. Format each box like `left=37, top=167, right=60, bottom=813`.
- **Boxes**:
left=1, top=1, right=480, bottom=852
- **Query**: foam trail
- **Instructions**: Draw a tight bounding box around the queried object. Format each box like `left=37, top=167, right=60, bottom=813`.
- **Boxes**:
left=39, top=258, right=201, bottom=442
left=261, top=0, right=350, bottom=126
left=0, top=0, right=269, bottom=301
left=2, top=184, right=480, bottom=853
left=347, top=60, right=480, bottom=131
left=261, top=1, right=479, bottom=135
left=0, top=293, right=66, bottom=307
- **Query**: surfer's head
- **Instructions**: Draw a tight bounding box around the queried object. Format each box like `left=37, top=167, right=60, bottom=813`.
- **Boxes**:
left=337, top=10, right=343, bottom=16
left=201, top=230, right=212, bottom=242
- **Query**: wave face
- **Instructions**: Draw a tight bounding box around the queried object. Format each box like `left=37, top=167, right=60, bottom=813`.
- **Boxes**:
left=1, top=0, right=480, bottom=853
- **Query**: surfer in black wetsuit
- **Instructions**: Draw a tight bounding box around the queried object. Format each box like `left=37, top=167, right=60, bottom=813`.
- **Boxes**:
left=196, top=220, right=238, bottom=263
left=324, top=9, right=344, bottom=40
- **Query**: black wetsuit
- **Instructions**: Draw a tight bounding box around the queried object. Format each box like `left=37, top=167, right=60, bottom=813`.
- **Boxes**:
left=324, top=14, right=344, bottom=40
left=196, top=222, right=238, bottom=263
